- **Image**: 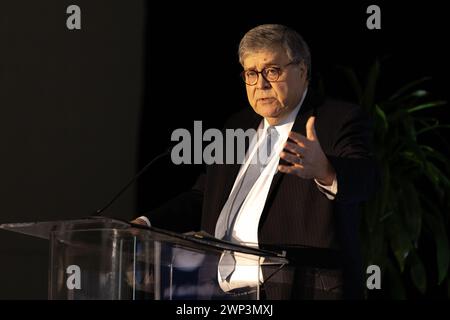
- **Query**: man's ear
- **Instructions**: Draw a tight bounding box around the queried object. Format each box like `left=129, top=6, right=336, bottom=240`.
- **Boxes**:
left=298, top=61, right=307, bottom=79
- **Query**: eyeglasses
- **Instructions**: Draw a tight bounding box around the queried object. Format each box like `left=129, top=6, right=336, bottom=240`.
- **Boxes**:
left=240, top=61, right=300, bottom=86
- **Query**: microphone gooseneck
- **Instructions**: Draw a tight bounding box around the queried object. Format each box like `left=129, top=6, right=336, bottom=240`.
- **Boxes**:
left=94, top=147, right=172, bottom=216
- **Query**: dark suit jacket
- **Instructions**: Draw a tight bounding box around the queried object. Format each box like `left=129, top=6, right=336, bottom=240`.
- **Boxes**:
left=147, top=89, right=378, bottom=299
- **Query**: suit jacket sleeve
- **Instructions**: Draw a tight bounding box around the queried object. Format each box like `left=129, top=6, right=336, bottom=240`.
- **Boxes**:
left=327, top=105, right=379, bottom=204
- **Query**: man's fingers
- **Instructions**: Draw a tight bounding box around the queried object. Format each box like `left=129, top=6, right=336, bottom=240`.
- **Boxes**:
left=130, top=218, right=148, bottom=226
left=278, top=164, right=315, bottom=179
left=278, top=164, right=303, bottom=177
left=288, top=131, right=309, bottom=145
left=280, top=151, right=303, bottom=166
left=284, top=141, right=306, bottom=156
left=306, top=116, right=317, bottom=141
left=278, top=164, right=296, bottom=174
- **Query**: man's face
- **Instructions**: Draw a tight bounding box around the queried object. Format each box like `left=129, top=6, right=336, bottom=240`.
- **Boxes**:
left=242, top=46, right=307, bottom=125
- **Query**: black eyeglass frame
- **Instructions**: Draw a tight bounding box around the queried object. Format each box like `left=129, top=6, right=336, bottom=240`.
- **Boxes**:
left=240, top=60, right=301, bottom=86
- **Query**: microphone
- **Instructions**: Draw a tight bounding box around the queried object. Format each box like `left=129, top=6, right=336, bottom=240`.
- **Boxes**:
left=93, top=147, right=172, bottom=216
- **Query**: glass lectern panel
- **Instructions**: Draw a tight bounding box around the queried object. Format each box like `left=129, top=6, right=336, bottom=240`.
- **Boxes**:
left=1, top=217, right=290, bottom=300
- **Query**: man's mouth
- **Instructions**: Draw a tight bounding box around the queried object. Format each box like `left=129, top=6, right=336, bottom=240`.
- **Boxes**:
left=257, top=97, right=276, bottom=103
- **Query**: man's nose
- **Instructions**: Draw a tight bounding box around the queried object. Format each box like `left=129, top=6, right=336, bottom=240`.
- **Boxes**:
left=256, top=73, right=271, bottom=89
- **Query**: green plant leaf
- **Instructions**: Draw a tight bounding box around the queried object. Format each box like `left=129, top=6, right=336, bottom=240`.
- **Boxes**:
left=409, top=249, right=427, bottom=294
left=400, top=184, right=422, bottom=243
left=375, top=104, right=388, bottom=133
left=402, top=139, right=428, bottom=170
left=407, top=101, right=447, bottom=114
left=388, top=77, right=432, bottom=101
left=387, top=212, right=412, bottom=272
left=424, top=162, right=450, bottom=200
left=384, top=259, right=407, bottom=299
left=422, top=145, right=450, bottom=170
left=347, top=61, right=450, bottom=298
left=417, top=124, right=450, bottom=135
left=361, top=211, right=385, bottom=266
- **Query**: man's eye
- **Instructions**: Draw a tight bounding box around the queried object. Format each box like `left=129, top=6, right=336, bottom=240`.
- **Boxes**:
left=246, top=71, right=257, bottom=78
left=265, top=68, right=279, bottom=77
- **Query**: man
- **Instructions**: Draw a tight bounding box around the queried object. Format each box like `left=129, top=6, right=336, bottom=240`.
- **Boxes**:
left=133, top=24, right=377, bottom=299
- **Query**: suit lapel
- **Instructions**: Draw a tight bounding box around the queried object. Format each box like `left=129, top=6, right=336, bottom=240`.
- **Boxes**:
left=264, top=89, right=322, bottom=208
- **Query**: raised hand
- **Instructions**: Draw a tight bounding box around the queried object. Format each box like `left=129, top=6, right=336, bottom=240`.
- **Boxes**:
left=278, top=116, right=336, bottom=186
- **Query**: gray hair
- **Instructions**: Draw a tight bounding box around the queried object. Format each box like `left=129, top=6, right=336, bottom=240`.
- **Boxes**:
left=238, top=24, right=311, bottom=80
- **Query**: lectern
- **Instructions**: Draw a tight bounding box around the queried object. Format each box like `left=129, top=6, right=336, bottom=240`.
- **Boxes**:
left=0, top=217, right=289, bottom=300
